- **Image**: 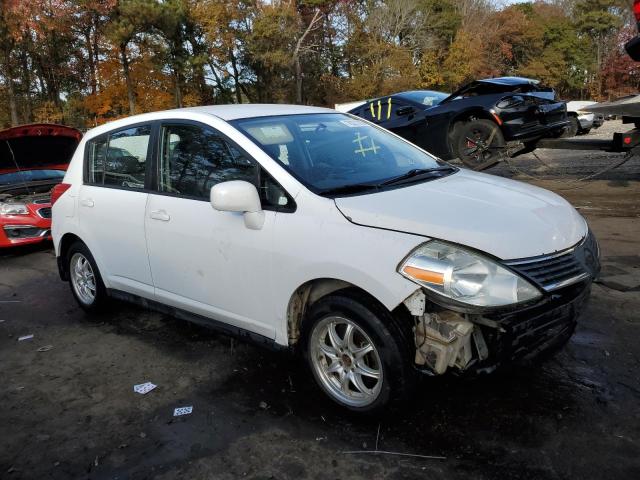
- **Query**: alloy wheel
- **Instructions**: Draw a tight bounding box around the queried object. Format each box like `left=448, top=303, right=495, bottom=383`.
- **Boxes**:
left=310, top=316, right=383, bottom=407
left=70, top=252, right=96, bottom=305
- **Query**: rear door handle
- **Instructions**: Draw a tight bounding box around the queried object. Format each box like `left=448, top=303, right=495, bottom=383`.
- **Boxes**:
left=149, top=210, right=170, bottom=222
left=80, top=198, right=94, bottom=207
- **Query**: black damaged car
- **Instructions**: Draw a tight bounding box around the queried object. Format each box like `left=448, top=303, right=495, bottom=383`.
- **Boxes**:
left=348, top=77, right=570, bottom=170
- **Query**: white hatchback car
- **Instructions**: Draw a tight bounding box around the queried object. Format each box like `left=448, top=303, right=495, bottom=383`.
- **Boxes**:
left=52, top=105, right=599, bottom=412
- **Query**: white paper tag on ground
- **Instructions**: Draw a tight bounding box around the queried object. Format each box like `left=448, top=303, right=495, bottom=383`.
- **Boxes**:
left=173, top=406, right=193, bottom=416
left=18, top=334, right=34, bottom=341
left=133, top=382, right=157, bottom=395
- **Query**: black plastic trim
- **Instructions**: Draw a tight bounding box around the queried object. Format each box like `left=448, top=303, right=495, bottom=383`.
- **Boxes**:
left=107, top=288, right=288, bottom=352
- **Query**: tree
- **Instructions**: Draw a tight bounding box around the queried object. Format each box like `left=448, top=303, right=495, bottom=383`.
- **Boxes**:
left=575, top=0, right=625, bottom=97
left=0, top=0, right=20, bottom=125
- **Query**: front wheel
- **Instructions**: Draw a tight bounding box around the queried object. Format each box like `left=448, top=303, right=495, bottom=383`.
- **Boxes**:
left=302, top=292, right=415, bottom=413
left=451, top=119, right=505, bottom=170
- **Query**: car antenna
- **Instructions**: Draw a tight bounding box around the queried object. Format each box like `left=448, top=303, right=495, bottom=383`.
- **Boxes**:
left=4, top=139, right=32, bottom=194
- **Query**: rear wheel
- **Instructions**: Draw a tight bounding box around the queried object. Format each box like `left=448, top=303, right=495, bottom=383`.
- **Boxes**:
left=563, top=116, right=580, bottom=137
left=67, top=242, right=108, bottom=312
left=302, top=291, right=415, bottom=413
left=452, top=119, right=505, bottom=170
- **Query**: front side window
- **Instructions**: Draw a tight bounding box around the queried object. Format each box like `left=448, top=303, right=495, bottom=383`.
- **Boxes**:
left=159, top=124, right=257, bottom=198
left=233, top=113, right=452, bottom=195
left=86, top=125, right=150, bottom=189
left=158, top=123, right=293, bottom=210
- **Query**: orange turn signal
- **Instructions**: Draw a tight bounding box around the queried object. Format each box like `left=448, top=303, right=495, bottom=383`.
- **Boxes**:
left=402, top=266, right=445, bottom=285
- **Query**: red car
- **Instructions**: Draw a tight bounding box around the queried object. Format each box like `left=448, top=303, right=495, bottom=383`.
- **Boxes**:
left=0, top=124, right=82, bottom=248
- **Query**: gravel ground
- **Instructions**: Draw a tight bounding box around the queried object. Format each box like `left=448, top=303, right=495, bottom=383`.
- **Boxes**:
left=1, top=123, right=639, bottom=479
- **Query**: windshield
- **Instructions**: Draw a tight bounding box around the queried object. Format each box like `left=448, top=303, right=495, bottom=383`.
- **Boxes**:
left=233, top=113, right=449, bottom=194
left=0, top=169, right=66, bottom=186
left=397, top=91, right=448, bottom=106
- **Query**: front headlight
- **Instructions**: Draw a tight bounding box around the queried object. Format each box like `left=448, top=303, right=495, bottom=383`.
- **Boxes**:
left=399, top=241, right=542, bottom=307
left=0, top=202, right=29, bottom=215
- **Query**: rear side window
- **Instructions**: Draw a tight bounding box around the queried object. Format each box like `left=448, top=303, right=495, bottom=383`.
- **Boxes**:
left=158, top=123, right=293, bottom=210
left=86, top=125, right=150, bottom=189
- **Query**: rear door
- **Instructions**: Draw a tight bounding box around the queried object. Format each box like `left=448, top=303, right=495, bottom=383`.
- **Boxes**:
left=79, top=124, right=154, bottom=297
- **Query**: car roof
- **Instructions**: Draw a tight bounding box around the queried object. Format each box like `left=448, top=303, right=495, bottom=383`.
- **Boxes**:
left=352, top=89, right=449, bottom=108
left=395, top=89, right=447, bottom=95
left=83, top=104, right=336, bottom=139
left=181, top=104, right=335, bottom=120
left=476, top=76, right=540, bottom=86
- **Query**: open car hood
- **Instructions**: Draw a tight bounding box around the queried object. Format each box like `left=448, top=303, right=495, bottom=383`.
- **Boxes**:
left=443, top=77, right=555, bottom=103
left=334, top=169, right=587, bottom=260
left=0, top=123, right=82, bottom=175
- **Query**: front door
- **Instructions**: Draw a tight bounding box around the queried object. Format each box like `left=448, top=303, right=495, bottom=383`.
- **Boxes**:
left=144, top=121, right=292, bottom=339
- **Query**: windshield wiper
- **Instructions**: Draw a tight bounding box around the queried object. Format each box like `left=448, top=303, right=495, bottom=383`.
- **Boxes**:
left=318, top=183, right=381, bottom=196
left=379, top=166, right=455, bottom=186
left=318, top=166, right=456, bottom=196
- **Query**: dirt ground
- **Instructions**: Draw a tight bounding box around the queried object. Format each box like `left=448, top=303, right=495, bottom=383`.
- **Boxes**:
left=1, top=123, right=639, bottom=479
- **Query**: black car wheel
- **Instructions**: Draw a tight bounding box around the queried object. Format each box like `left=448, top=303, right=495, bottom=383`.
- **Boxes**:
left=563, top=116, right=580, bottom=137
left=452, top=119, right=505, bottom=170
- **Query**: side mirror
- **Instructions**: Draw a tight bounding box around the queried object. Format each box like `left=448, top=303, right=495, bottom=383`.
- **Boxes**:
left=210, top=180, right=265, bottom=230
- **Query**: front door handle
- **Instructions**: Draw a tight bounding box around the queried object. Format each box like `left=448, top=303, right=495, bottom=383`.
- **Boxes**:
left=149, top=210, right=170, bottom=222
left=80, top=198, right=94, bottom=207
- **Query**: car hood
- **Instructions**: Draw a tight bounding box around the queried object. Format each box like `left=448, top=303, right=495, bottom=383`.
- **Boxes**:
left=0, top=123, right=81, bottom=174
left=443, top=77, right=555, bottom=103
left=334, top=169, right=587, bottom=260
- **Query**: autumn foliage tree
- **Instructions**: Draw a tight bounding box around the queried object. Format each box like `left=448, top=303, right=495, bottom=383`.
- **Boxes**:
left=0, top=0, right=637, bottom=129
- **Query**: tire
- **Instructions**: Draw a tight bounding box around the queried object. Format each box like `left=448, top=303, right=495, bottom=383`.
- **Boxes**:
left=301, top=290, right=416, bottom=413
left=563, top=116, right=579, bottom=138
left=578, top=127, right=591, bottom=136
left=451, top=118, right=505, bottom=170
left=67, top=241, right=108, bottom=312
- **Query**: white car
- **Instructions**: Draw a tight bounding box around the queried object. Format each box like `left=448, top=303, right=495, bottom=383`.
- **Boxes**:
left=566, top=100, right=605, bottom=136
left=51, top=105, right=600, bottom=412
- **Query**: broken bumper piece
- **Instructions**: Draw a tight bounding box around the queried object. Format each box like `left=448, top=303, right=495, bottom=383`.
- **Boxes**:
left=412, top=280, right=591, bottom=375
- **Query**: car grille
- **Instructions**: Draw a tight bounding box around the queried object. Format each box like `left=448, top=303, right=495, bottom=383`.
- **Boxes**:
left=37, top=207, right=52, bottom=218
left=504, top=231, right=599, bottom=292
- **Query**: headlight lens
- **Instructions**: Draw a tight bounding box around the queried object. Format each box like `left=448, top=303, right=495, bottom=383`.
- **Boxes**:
left=399, top=241, right=542, bottom=307
left=0, top=202, right=29, bottom=215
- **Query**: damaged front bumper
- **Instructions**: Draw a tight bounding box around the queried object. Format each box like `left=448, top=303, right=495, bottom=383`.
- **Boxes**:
left=410, top=280, right=592, bottom=376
